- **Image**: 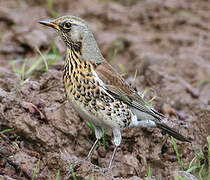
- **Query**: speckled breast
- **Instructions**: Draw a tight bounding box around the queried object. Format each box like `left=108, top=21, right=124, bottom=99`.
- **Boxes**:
left=63, top=48, right=133, bottom=129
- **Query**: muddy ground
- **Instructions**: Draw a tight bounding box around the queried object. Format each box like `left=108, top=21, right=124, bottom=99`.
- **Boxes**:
left=0, top=0, right=210, bottom=179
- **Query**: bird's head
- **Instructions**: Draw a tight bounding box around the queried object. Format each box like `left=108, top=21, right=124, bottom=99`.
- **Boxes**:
left=39, top=16, right=104, bottom=62
left=39, top=16, right=91, bottom=48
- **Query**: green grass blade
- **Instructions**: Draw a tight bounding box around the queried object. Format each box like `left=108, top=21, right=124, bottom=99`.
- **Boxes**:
left=87, top=137, right=94, bottom=144
left=89, top=176, right=94, bottom=180
left=147, top=162, right=151, bottom=178
left=11, top=61, right=20, bottom=74
left=69, top=165, right=77, bottom=180
left=38, top=54, right=58, bottom=72
left=118, top=64, right=127, bottom=73
left=11, top=77, right=30, bottom=91
left=47, top=0, right=54, bottom=10
left=194, top=150, right=202, bottom=167
left=102, top=128, right=106, bottom=147
left=45, top=54, right=58, bottom=66
left=141, top=88, right=156, bottom=99
left=188, top=155, right=197, bottom=169
left=198, top=163, right=205, bottom=180
left=1, top=129, right=14, bottom=134
left=25, top=57, right=43, bottom=75
left=173, top=174, right=190, bottom=180
left=56, top=169, right=60, bottom=180
left=36, top=48, right=48, bottom=72
left=148, top=95, right=157, bottom=103
left=32, top=159, right=40, bottom=180
left=186, top=165, right=199, bottom=173
left=171, top=136, right=184, bottom=170
left=131, top=69, right=138, bottom=87
left=47, top=0, right=60, bottom=17
left=51, top=40, right=57, bottom=54
left=11, top=59, right=27, bottom=80
left=120, top=72, right=128, bottom=77
left=11, top=59, right=25, bottom=74
left=21, top=60, right=26, bottom=80
left=86, top=121, right=95, bottom=135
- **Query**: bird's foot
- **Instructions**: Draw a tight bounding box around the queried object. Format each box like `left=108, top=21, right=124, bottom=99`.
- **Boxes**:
left=70, top=158, right=88, bottom=169
left=90, top=165, right=110, bottom=173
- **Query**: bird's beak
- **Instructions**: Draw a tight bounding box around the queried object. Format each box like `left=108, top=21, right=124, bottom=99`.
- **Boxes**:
left=39, top=20, right=60, bottom=30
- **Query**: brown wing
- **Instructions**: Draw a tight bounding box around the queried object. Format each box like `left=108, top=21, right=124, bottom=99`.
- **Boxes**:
left=95, top=61, right=164, bottom=120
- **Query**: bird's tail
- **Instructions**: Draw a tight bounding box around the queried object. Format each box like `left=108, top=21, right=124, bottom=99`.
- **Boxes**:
left=156, top=122, right=191, bottom=143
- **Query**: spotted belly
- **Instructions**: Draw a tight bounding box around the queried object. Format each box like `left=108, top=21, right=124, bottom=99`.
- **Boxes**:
left=65, top=83, right=134, bottom=129
left=64, top=76, right=134, bottom=130
left=63, top=51, right=135, bottom=129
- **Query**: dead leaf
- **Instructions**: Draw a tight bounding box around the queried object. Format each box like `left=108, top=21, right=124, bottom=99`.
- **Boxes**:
left=22, top=101, right=45, bottom=119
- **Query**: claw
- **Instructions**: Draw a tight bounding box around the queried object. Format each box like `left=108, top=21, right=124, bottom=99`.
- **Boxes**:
left=90, top=165, right=110, bottom=173
left=70, top=158, right=88, bottom=169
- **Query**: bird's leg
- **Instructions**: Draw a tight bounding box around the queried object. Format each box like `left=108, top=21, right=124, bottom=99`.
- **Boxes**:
left=84, top=139, right=99, bottom=161
left=72, top=138, right=99, bottom=168
left=108, top=145, right=118, bottom=168
left=86, top=138, right=99, bottom=160
left=91, top=129, right=121, bottom=172
left=72, top=125, right=102, bottom=168
left=108, top=129, right=121, bottom=169
left=90, top=146, right=119, bottom=173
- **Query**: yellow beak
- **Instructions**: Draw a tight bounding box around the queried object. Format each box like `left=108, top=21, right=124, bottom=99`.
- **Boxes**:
left=39, top=20, right=60, bottom=30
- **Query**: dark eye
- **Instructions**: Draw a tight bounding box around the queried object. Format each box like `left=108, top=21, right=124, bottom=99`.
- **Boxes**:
left=64, top=22, right=71, bottom=29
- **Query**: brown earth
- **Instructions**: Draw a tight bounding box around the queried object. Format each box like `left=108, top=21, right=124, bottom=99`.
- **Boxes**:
left=0, top=0, right=210, bottom=179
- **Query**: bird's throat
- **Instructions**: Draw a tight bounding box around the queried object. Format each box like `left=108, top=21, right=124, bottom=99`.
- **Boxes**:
left=63, top=47, right=95, bottom=82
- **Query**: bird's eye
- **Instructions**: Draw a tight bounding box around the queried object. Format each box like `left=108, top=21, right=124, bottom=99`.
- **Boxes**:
left=64, top=22, right=72, bottom=29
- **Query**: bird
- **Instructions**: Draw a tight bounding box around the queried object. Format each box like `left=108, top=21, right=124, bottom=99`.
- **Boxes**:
left=39, top=16, right=191, bottom=171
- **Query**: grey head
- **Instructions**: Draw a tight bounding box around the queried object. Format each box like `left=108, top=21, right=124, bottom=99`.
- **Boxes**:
left=39, top=16, right=104, bottom=63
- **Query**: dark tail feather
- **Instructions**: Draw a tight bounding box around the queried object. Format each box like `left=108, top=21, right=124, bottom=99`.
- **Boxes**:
left=156, top=122, right=191, bottom=143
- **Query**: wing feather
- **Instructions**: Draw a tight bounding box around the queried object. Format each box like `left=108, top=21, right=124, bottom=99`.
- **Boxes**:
left=94, top=61, right=164, bottom=120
